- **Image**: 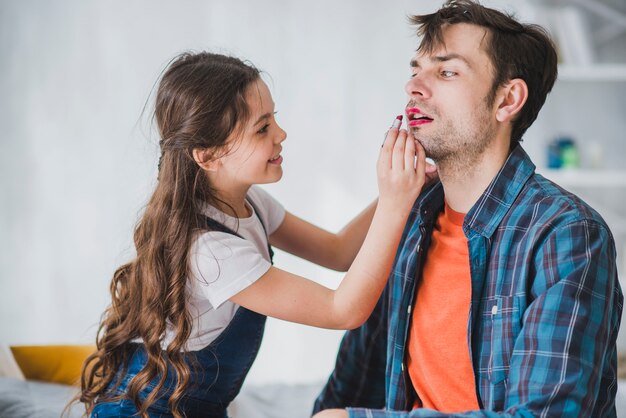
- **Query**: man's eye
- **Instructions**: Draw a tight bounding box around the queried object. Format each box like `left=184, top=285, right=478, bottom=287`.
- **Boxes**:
left=441, top=70, right=456, bottom=78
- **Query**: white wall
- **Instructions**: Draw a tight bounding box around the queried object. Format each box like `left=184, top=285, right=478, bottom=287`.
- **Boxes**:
left=1, top=0, right=624, bottom=386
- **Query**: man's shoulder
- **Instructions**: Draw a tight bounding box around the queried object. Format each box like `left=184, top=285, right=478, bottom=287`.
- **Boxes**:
left=507, top=172, right=610, bottom=231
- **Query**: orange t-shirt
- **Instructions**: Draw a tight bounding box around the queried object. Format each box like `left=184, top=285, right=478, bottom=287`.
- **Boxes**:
left=406, top=203, right=479, bottom=412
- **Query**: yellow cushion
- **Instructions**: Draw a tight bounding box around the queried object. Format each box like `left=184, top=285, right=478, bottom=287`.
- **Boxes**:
left=10, top=345, right=95, bottom=386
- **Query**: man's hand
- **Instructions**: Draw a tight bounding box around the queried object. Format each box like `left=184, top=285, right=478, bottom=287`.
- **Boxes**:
left=312, top=408, right=349, bottom=418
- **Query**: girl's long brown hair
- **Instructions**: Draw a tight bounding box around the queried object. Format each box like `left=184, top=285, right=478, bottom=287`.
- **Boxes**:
left=75, top=52, right=260, bottom=417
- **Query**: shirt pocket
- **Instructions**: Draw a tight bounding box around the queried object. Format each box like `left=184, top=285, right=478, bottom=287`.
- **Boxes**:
left=483, top=295, right=523, bottom=384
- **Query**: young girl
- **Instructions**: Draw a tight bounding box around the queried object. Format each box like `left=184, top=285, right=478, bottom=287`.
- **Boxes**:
left=78, top=51, right=431, bottom=418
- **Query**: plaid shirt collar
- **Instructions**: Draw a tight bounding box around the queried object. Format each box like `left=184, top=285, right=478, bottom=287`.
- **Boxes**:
left=418, top=145, right=535, bottom=237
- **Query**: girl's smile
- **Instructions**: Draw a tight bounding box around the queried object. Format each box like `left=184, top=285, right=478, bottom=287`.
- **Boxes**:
left=268, top=153, right=283, bottom=165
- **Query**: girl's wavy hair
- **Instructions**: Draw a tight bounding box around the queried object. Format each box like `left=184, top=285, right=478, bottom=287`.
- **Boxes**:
left=72, top=51, right=260, bottom=417
left=410, top=0, right=558, bottom=148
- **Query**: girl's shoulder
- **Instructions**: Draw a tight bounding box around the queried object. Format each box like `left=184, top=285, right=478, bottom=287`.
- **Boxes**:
left=189, top=229, right=272, bottom=308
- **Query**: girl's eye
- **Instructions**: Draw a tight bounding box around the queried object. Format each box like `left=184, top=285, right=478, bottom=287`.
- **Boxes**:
left=257, top=124, right=270, bottom=134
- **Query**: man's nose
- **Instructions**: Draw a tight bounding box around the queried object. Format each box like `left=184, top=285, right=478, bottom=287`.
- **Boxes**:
left=405, top=75, right=430, bottom=99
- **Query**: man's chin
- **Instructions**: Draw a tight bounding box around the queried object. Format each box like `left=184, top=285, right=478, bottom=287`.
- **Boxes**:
left=412, top=136, right=433, bottom=156
left=421, top=145, right=440, bottom=162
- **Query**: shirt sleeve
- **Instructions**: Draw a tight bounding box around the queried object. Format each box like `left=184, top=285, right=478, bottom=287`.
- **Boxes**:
left=190, top=231, right=272, bottom=309
left=345, top=219, right=623, bottom=418
left=312, top=286, right=390, bottom=414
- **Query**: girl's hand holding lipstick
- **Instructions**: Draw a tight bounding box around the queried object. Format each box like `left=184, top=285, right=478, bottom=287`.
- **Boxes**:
left=377, top=115, right=434, bottom=215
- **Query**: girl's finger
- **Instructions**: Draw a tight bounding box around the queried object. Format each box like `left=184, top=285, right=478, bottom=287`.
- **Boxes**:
left=425, top=158, right=438, bottom=174
left=382, top=115, right=402, bottom=146
left=379, top=117, right=401, bottom=169
left=425, top=162, right=439, bottom=184
left=391, top=129, right=407, bottom=170
left=414, top=140, right=427, bottom=179
left=404, top=133, right=417, bottom=172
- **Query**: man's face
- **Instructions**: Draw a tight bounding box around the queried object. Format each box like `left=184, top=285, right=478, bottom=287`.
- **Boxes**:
left=404, top=23, right=499, bottom=167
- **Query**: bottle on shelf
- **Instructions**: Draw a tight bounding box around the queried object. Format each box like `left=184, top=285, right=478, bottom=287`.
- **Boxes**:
left=546, top=136, right=579, bottom=170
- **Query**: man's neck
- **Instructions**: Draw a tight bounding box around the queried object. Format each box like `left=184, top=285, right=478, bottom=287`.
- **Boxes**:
left=438, top=141, right=511, bottom=214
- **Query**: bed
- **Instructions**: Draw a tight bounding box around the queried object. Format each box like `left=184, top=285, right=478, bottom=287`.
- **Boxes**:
left=2, top=377, right=626, bottom=417
left=1, top=344, right=625, bottom=417
left=0, top=377, right=323, bottom=418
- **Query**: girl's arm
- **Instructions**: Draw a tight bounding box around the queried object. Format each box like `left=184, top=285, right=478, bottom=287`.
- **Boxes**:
left=269, top=201, right=377, bottom=272
left=270, top=149, right=437, bottom=273
left=230, top=126, right=427, bottom=330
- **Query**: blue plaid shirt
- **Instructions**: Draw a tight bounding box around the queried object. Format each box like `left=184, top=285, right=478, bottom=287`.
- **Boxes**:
left=314, top=146, right=623, bottom=417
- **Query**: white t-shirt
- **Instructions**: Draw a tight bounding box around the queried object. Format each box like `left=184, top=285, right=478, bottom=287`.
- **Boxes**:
left=163, top=186, right=285, bottom=351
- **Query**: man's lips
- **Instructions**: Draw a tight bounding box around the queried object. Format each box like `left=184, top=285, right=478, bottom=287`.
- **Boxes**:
left=406, top=106, right=433, bottom=126
left=408, top=119, right=432, bottom=126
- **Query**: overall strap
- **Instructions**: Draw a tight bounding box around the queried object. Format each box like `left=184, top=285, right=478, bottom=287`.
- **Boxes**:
left=203, top=196, right=274, bottom=264
left=246, top=197, right=275, bottom=264
left=204, top=216, right=242, bottom=237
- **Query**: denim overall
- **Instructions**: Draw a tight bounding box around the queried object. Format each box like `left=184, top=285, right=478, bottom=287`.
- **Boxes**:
left=92, top=200, right=273, bottom=418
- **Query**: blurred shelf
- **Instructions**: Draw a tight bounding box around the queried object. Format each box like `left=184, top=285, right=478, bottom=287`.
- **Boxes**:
left=557, top=64, right=626, bottom=81
left=539, top=168, right=626, bottom=187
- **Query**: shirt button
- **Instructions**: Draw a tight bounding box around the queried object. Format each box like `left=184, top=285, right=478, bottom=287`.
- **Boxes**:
left=407, top=305, right=412, bottom=314
left=491, top=305, right=498, bottom=315
left=401, top=363, right=405, bottom=371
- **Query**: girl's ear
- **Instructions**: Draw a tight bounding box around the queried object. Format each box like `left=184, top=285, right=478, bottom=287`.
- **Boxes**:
left=193, top=148, right=220, bottom=172
left=495, top=78, right=528, bottom=123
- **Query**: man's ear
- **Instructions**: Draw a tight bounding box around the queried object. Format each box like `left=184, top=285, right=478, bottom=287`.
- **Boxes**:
left=495, top=78, right=528, bottom=123
left=193, top=148, right=220, bottom=172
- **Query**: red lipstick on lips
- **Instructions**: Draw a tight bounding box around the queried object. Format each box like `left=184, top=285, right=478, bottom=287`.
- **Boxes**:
left=406, top=107, right=433, bottom=127
left=408, top=119, right=432, bottom=126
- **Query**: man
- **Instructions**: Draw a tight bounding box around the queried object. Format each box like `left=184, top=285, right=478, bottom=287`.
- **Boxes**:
left=312, top=1, right=623, bottom=417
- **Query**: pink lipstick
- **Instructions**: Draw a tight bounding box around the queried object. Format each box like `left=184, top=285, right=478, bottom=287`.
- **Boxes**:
left=408, top=119, right=432, bottom=126
left=391, top=115, right=403, bottom=129
left=382, top=115, right=404, bottom=147
left=406, top=106, right=433, bottom=127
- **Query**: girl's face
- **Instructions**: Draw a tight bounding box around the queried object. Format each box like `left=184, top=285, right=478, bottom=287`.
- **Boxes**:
left=217, top=79, right=287, bottom=188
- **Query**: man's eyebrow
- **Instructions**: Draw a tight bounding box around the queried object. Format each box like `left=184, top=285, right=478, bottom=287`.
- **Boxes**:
left=433, top=53, right=471, bottom=67
left=410, top=53, right=472, bottom=69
